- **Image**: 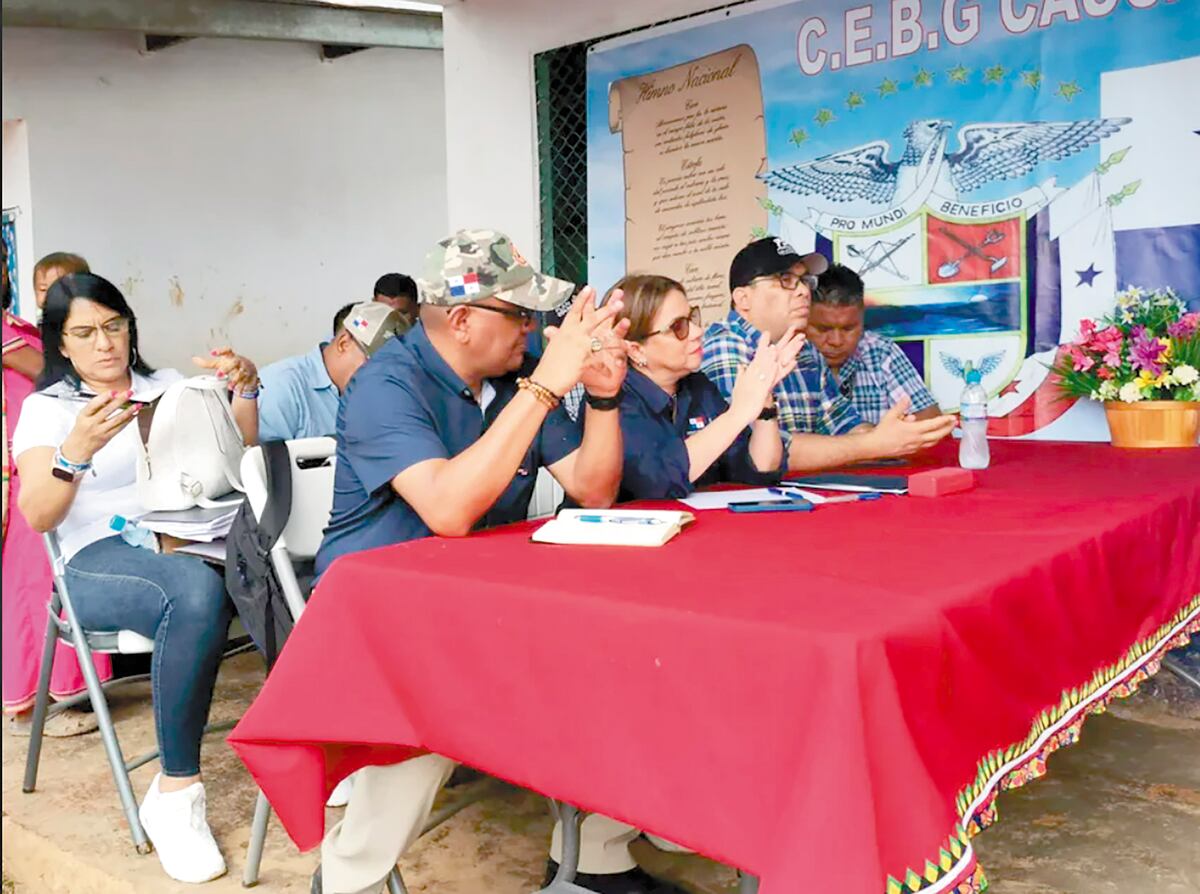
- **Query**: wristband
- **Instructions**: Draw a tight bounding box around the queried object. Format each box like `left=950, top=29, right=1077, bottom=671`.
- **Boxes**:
left=584, top=391, right=622, bottom=411
left=757, top=406, right=779, bottom=421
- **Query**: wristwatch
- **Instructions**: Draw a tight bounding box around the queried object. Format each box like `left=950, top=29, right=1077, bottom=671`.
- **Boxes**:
left=52, top=447, right=91, bottom=482
left=757, top=406, right=779, bottom=421
left=585, top=391, right=623, bottom=411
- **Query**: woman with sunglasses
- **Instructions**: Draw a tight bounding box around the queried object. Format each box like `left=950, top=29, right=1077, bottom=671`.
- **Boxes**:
left=11, top=273, right=260, bottom=884
left=600, top=274, right=804, bottom=501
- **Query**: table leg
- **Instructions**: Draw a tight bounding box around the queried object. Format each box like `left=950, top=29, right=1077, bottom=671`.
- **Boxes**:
left=554, top=802, right=584, bottom=884
left=385, top=868, right=408, bottom=894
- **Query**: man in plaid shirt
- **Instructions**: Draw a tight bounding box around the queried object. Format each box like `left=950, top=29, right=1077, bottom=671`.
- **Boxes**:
left=809, top=264, right=942, bottom=424
left=701, top=238, right=955, bottom=471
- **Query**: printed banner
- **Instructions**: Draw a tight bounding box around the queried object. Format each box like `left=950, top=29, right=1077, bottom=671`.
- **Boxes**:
left=608, top=45, right=768, bottom=323
left=587, top=0, right=1200, bottom=440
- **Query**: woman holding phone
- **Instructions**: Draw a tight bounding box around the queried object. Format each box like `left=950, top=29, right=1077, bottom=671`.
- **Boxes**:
left=12, top=273, right=258, bottom=884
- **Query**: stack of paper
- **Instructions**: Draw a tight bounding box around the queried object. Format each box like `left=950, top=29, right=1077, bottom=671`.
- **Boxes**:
left=170, top=539, right=228, bottom=562
left=532, top=509, right=695, bottom=547
left=140, top=501, right=243, bottom=542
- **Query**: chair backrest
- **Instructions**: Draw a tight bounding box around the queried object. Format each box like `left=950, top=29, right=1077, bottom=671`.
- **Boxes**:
left=528, top=468, right=565, bottom=520
left=239, top=437, right=337, bottom=561
left=238, top=437, right=336, bottom=627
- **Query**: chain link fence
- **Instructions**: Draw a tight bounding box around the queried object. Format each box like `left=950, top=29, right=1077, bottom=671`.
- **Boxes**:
left=534, top=42, right=591, bottom=292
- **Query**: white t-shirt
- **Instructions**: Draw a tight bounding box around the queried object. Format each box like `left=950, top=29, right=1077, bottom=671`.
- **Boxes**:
left=11, top=369, right=184, bottom=562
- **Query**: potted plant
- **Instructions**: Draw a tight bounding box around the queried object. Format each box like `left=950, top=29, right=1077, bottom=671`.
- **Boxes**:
left=1053, top=287, right=1200, bottom=448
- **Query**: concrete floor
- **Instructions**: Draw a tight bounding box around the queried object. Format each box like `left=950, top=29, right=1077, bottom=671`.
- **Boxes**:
left=3, top=652, right=1198, bottom=894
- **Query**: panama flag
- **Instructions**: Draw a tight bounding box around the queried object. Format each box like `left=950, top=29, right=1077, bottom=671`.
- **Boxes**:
left=1102, top=56, right=1200, bottom=301
left=447, top=273, right=481, bottom=298
left=989, top=56, right=1200, bottom=442
left=1052, top=174, right=1117, bottom=345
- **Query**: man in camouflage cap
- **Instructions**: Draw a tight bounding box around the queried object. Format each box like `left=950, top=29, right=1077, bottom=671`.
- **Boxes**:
left=311, top=231, right=662, bottom=894
left=417, top=228, right=575, bottom=311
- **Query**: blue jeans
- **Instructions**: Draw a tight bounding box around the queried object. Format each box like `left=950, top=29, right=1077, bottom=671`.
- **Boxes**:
left=66, top=536, right=232, bottom=777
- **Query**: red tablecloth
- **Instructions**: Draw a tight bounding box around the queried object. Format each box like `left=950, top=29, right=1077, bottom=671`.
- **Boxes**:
left=229, top=441, right=1200, bottom=894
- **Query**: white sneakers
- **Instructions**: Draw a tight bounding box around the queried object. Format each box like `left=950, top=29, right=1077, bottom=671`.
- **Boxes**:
left=138, top=774, right=227, bottom=883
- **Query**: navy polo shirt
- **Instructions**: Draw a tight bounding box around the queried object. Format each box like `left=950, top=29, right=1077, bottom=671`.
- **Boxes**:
left=314, top=324, right=583, bottom=578
left=616, top=367, right=781, bottom=502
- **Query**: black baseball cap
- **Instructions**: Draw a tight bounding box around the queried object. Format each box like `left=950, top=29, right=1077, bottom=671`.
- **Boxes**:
left=729, top=237, right=829, bottom=291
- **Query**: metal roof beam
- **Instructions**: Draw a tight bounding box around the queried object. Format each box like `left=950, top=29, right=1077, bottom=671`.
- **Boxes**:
left=1, top=0, right=443, bottom=51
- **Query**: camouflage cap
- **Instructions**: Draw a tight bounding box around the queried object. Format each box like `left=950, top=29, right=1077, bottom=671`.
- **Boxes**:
left=417, top=229, right=575, bottom=312
left=341, top=301, right=407, bottom=356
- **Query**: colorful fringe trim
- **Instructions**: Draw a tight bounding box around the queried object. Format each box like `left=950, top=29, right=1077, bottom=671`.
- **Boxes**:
left=885, top=594, right=1200, bottom=894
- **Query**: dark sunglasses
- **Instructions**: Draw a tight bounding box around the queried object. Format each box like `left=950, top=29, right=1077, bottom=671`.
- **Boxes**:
left=463, top=303, right=538, bottom=325
left=646, top=306, right=702, bottom=341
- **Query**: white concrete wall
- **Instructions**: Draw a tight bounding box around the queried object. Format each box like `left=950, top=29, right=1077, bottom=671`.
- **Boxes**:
left=441, top=0, right=725, bottom=268
left=1, top=28, right=447, bottom=371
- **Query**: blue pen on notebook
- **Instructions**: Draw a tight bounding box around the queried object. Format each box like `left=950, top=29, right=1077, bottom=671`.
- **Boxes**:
left=576, top=515, right=666, bottom=525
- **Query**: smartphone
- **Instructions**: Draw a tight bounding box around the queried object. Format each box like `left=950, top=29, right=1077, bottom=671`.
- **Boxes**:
left=104, top=400, right=144, bottom=421
left=728, top=500, right=815, bottom=513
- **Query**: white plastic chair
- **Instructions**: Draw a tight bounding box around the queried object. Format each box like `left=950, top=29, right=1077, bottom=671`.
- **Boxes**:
left=238, top=437, right=338, bottom=886
left=528, top=467, right=566, bottom=520
left=240, top=436, right=337, bottom=624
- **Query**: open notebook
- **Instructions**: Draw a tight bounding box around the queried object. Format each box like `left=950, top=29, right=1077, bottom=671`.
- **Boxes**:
left=531, top=509, right=695, bottom=548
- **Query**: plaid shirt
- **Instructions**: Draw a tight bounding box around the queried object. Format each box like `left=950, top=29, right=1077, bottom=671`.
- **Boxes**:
left=700, top=310, right=863, bottom=454
left=835, top=331, right=937, bottom=425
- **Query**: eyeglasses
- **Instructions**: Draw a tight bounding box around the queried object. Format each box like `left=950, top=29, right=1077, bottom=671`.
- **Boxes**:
left=752, top=272, right=818, bottom=293
left=463, top=303, right=538, bottom=325
left=645, top=306, right=702, bottom=341
left=64, top=318, right=130, bottom=342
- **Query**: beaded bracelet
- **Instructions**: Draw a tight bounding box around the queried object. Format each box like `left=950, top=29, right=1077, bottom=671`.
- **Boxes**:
left=516, top=377, right=561, bottom=409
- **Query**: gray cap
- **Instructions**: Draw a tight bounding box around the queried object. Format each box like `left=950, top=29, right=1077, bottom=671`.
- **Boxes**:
left=341, top=302, right=407, bottom=355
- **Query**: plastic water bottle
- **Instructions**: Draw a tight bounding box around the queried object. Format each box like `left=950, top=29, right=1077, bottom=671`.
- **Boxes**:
left=958, top=368, right=990, bottom=470
left=110, top=515, right=156, bottom=550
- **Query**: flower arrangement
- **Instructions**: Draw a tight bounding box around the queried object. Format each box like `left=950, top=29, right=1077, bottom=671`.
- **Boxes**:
left=1054, top=287, right=1200, bottom=404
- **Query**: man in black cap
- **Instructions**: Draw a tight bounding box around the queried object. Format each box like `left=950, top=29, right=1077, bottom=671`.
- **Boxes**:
left=701, top=237, right=955, bottom=470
